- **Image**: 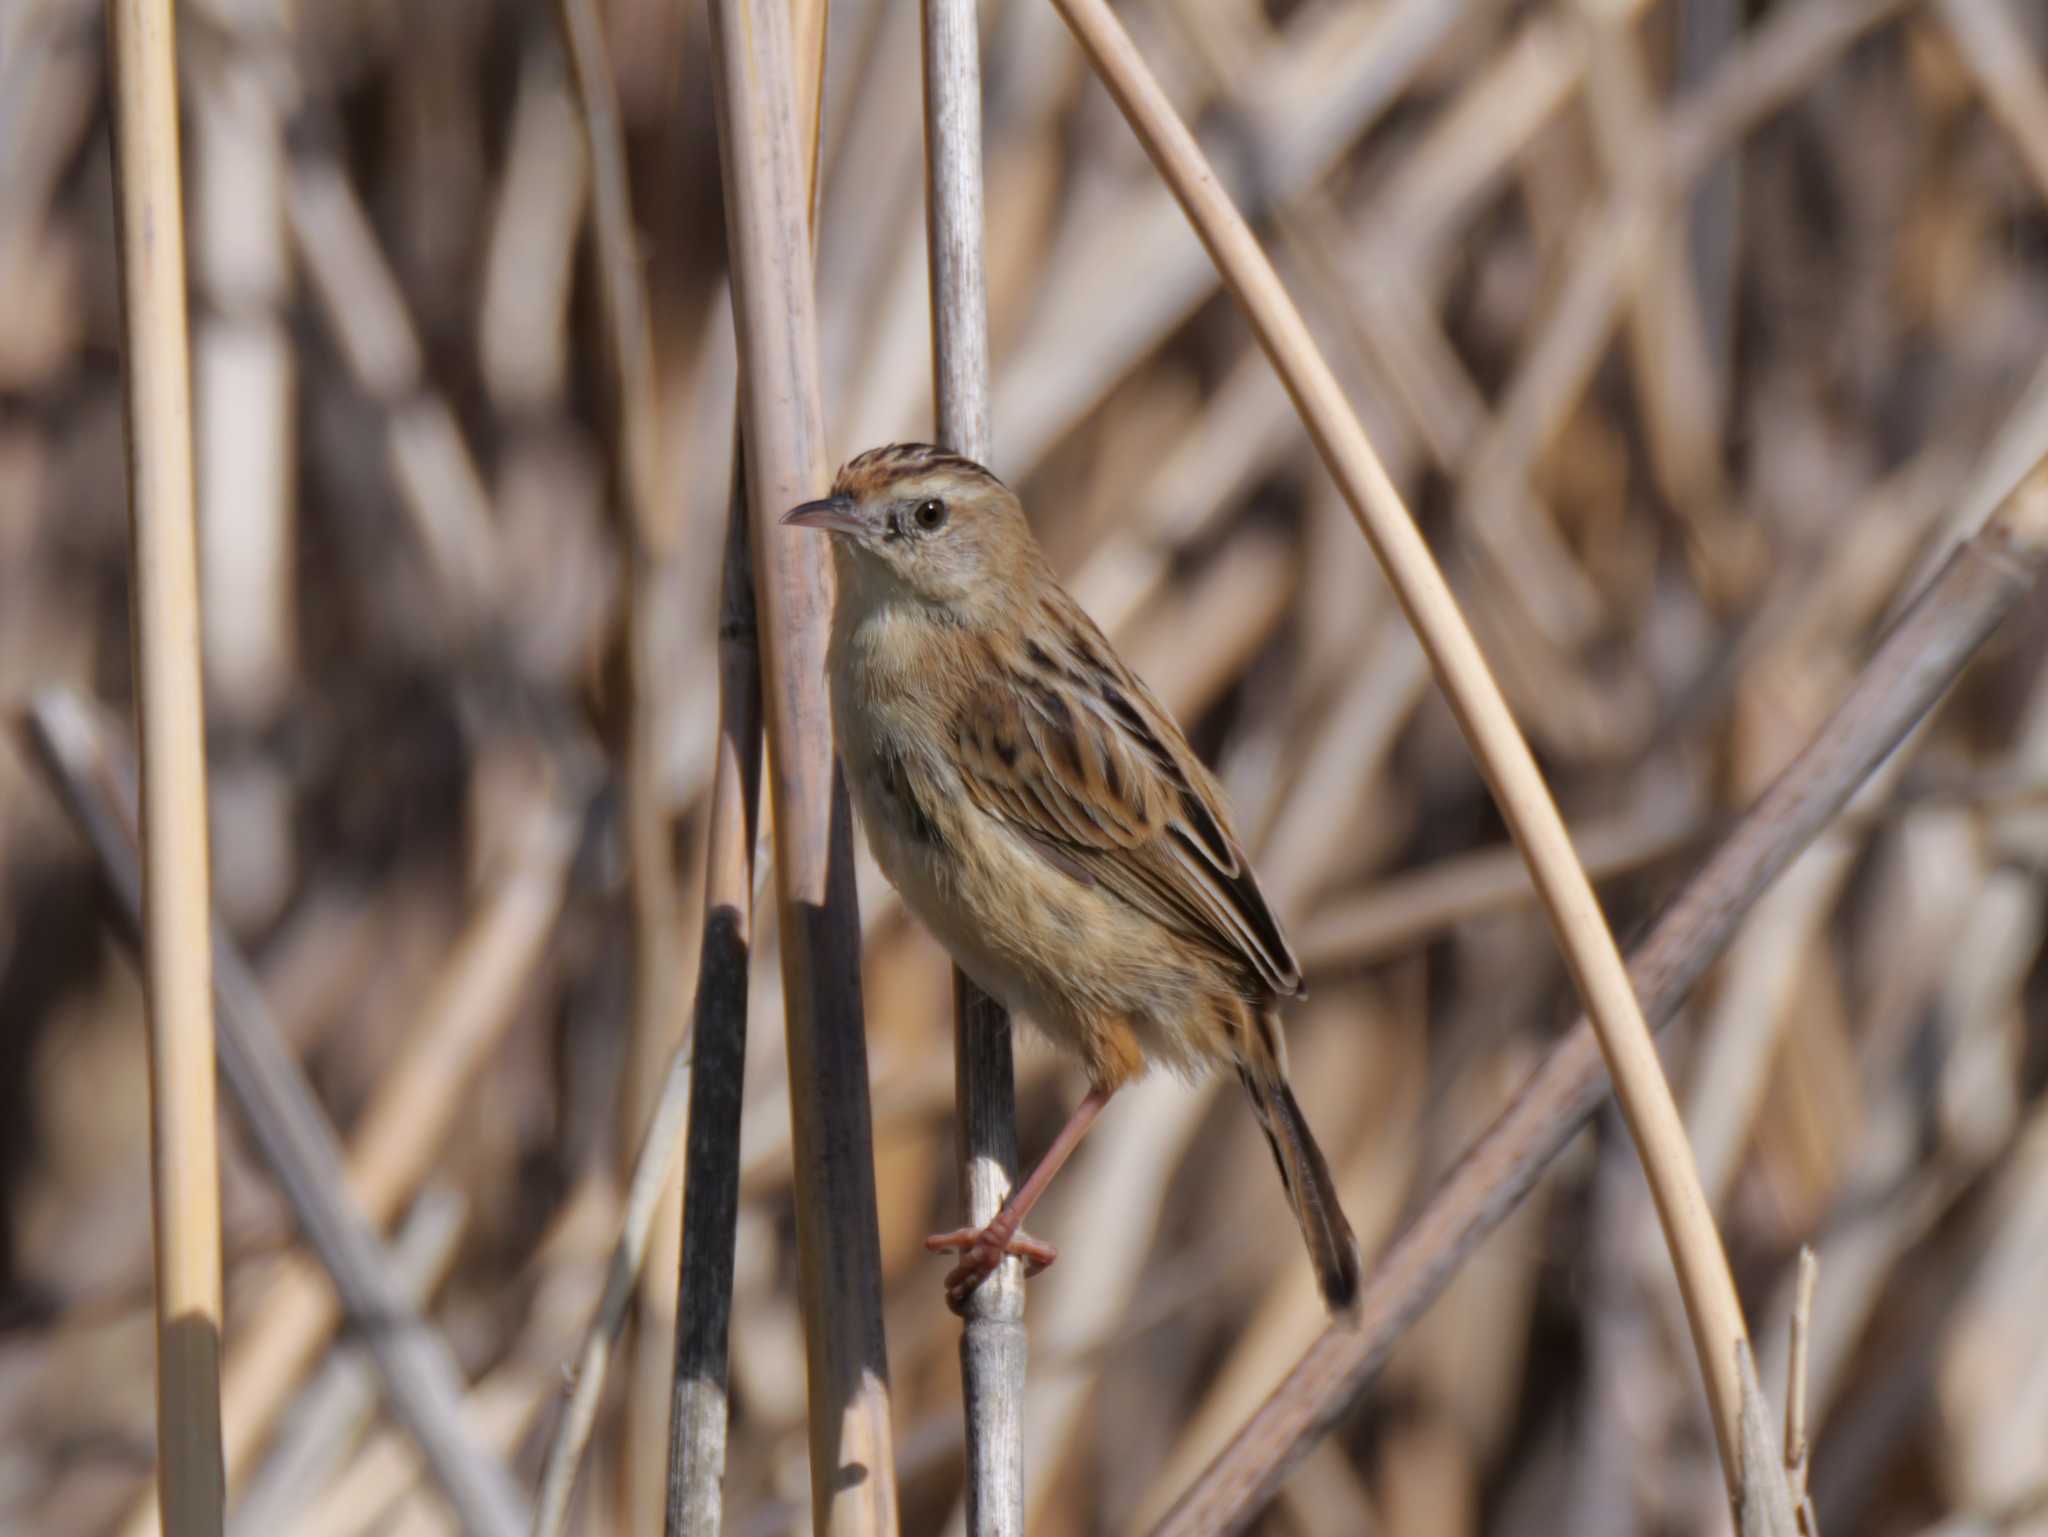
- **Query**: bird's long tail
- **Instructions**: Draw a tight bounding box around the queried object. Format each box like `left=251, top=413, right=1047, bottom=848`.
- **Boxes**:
left=1239, top=1064, right=1362, bottom=1313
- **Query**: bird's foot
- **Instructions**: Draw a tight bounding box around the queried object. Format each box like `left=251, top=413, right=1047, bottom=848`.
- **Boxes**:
left=924, top=1224, right=1058, bottom=1311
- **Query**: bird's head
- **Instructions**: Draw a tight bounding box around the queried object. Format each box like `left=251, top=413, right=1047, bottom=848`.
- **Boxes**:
left=782, top=444, right=1037, bottom=622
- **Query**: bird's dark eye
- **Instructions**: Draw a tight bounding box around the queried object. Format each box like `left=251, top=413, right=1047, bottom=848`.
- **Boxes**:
left=913, top=497, right=947, bottom=531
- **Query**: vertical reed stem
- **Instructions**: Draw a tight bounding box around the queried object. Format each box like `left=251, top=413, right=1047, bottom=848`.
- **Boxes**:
left=920, top=3, right=1026, bottom=1533
left=663, top=455, right=762, bottom=1537
left=706, top=0, right=900, bottom=1530
left=104, top=2, right=227, bottom=1529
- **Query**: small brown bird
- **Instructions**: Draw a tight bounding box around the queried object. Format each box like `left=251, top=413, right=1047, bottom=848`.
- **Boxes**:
left=785, top=444, right=1360, bottom=1313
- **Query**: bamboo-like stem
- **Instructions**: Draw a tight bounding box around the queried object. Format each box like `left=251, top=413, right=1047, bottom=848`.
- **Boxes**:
left=1047, top=0, right=1754, bottom=1495
left=1146, top=469, right=2048, bottom=1537
left=25, top=691, right=535, bottom=1537
left=664, top=457, right=762, bottom=1537
left=921, top=2, right=1025, bottom=1534
left=103, top=2, right=227, bottom=1528
left=706, top=0, right=900, bottom=1532
left=663, top=1, right=830, bottom=1523
left=922, top=0, right=994, bottom=474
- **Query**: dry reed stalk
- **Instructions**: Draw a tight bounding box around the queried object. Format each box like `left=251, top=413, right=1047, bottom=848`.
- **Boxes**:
left=707, top=0, right=899, bottom=1532
left=1047, top=0, right=1759, bottom=1499
left=921, top=2, right=1025, bottom=1533
left=664, top=458, right=763, bottom=1537
left=26, top=691, right=536, bottom=1537
left=939, top=976, right=1024, bottom=1513
left=102, top=0, right=227, bottom=1527
left=661, top=0, right=832, bottom=1523
left=1146, top=464, right=2048, bottom=1537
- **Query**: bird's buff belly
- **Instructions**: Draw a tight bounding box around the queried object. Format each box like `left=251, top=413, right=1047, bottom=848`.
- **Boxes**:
left=855, top=777, right=1216, bottom=1079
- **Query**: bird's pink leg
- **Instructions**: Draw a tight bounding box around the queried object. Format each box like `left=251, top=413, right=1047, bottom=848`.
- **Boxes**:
left=925, top=1086, right=1114, bottom=1308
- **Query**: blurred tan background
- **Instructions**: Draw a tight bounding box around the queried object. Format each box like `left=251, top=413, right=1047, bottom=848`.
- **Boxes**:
left=3, top=0, right=2048, bottom=1533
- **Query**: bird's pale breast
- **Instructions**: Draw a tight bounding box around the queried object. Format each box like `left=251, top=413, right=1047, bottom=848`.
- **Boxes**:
left=831, top=607, right=1228, bottom=1081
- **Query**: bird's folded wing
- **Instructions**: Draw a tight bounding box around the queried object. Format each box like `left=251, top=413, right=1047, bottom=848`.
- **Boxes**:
left=953, top=598, right=1304, bottom=997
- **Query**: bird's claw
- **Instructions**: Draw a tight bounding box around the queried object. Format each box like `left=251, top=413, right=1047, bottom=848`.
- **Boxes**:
left=924, top=1225, right=1058, bottom=1311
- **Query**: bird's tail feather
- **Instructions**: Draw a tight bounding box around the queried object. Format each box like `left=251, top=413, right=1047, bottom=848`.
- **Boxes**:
left=1239, top=1065, right=1362, bottom=1313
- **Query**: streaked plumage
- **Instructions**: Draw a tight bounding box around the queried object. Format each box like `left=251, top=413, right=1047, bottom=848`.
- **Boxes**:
left=786, top=443, right=1361, bottom=1312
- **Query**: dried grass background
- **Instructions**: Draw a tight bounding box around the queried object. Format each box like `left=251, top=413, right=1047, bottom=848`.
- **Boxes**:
left=3, top=0, right=2048, bottom=1533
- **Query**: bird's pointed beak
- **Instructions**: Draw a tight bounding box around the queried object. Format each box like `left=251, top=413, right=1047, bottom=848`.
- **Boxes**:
left=781, top=493, right=865, bottom=536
